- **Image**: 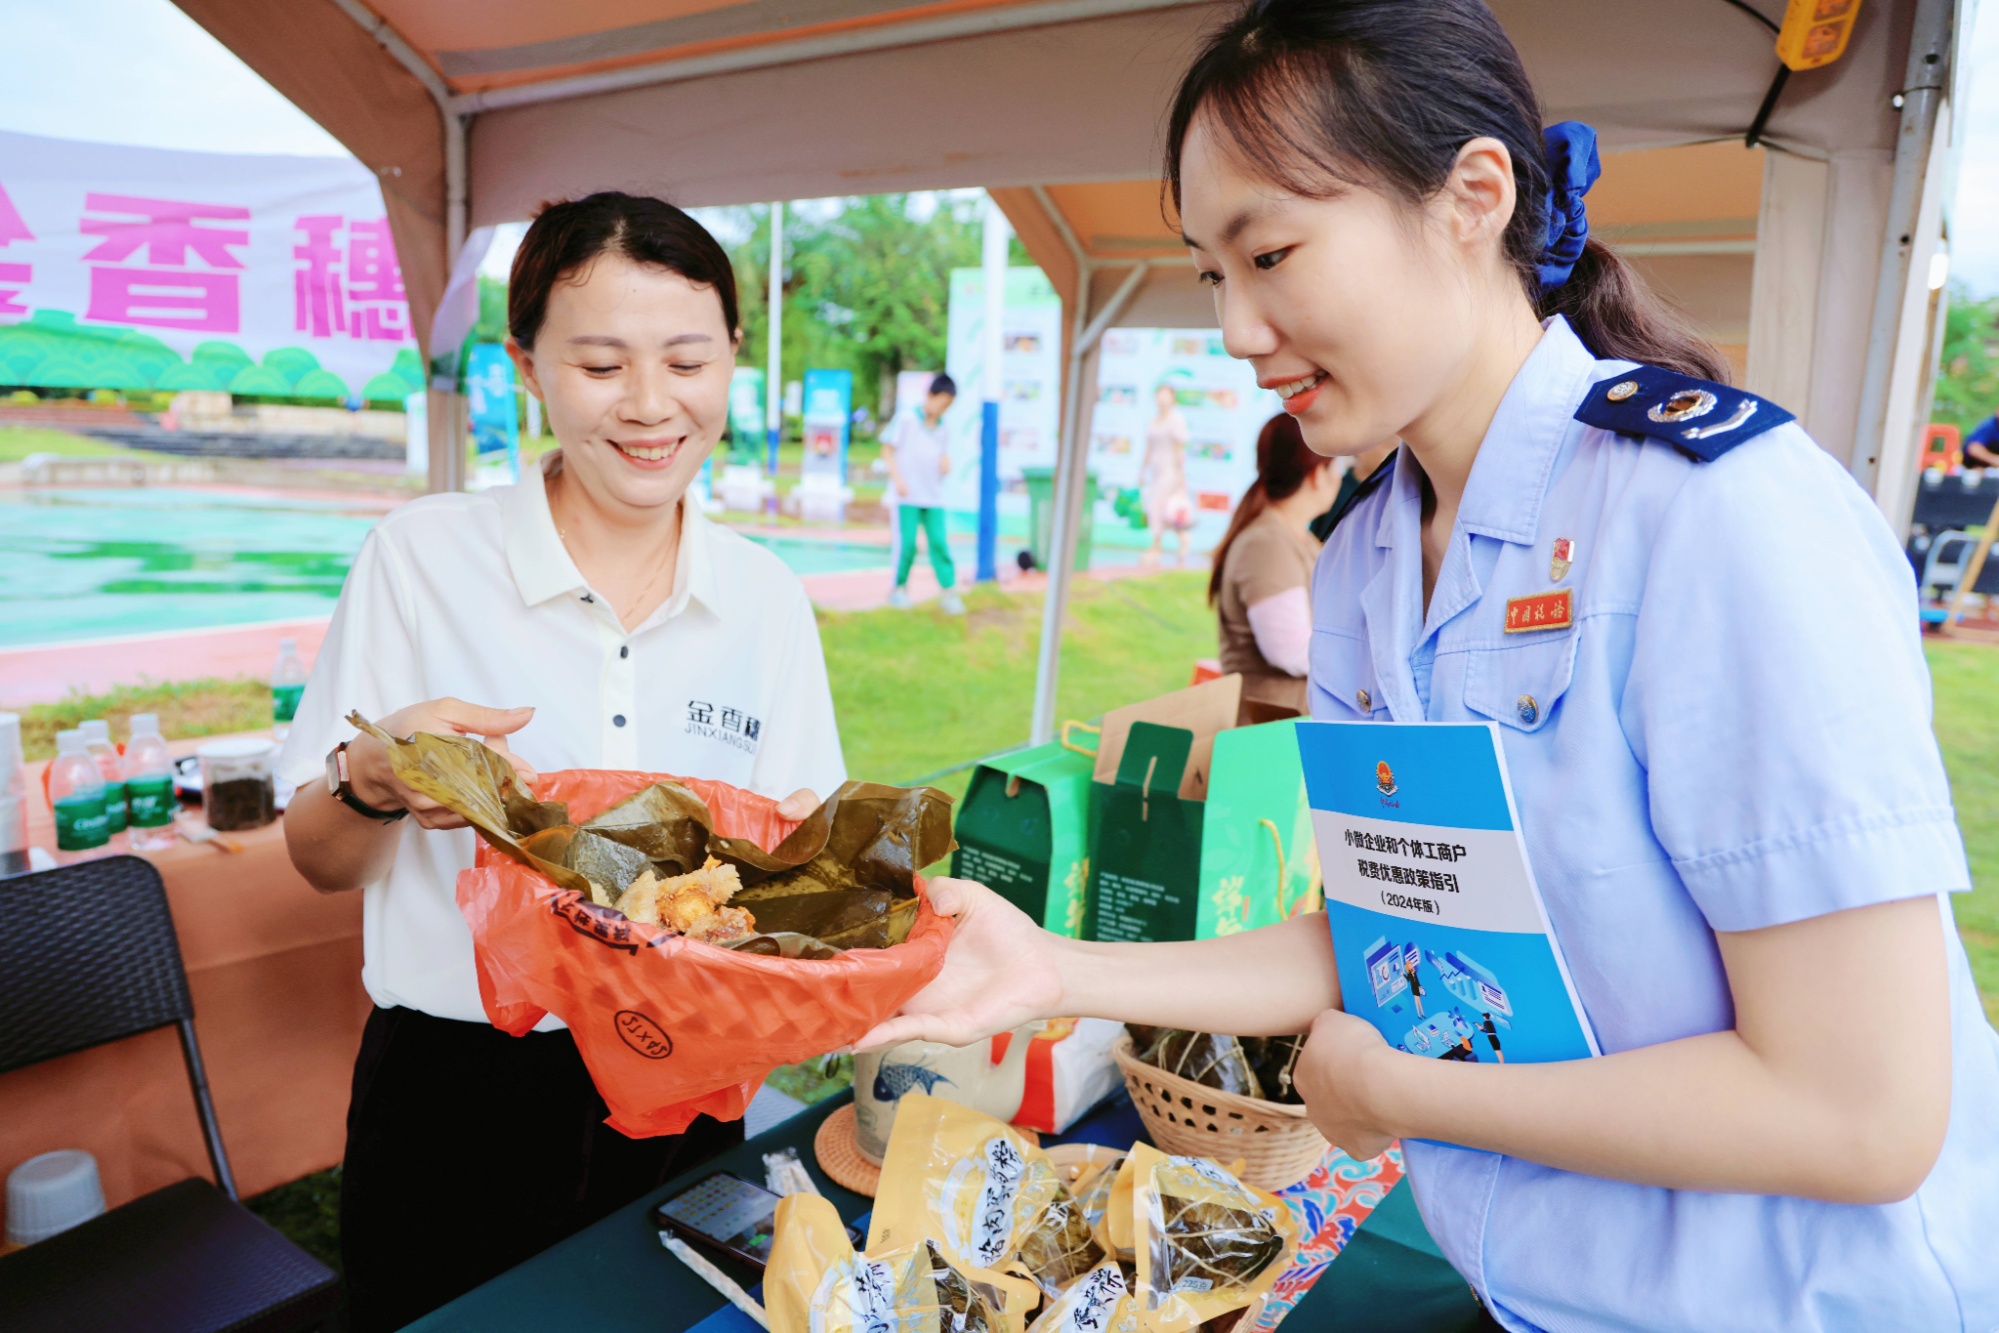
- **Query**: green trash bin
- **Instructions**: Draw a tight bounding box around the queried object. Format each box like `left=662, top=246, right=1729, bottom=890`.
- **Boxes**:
left=1020, top=466, right=1098, bottom=572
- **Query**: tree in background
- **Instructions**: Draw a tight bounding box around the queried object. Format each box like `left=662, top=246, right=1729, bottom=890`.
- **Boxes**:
left=1935, top=289, right=1999, bottom=434
left=727, top=194, right=1034, bottom=426
left=462, top=194, right=1040, bottom=434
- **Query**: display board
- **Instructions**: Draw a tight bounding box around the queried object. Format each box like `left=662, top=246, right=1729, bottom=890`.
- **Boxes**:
left=727, top=366, right=766, bottom=458
left=800, top=367, right=852, bottom=485
left=0, top=130, right=420, bottom=403
left=1088, top=328, right=1283, bottom=509
left=466, top=343, right=519, bottom=482
left=940, top=266, right=1063, bottom=513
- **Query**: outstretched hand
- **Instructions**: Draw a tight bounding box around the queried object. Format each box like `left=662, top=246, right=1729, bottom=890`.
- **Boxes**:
left=855, top=877, right=1066, bottom=1051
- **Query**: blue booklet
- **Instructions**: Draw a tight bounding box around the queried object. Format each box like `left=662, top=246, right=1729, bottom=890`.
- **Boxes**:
left=1297, top=721, right=1599, bottom=1064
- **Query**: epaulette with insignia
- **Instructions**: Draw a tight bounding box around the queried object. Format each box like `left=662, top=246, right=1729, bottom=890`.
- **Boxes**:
left=1574, top=367, right=1792, bottom=462
left=1312, top=448, right=1398, bottom=541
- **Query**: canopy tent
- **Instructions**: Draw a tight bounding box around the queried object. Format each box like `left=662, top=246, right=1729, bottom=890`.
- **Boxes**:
left=172, top=0, right=1965, bottom=741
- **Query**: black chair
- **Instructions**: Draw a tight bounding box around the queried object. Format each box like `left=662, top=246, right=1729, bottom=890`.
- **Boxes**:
left=0, top=856, right=341, bottom=1332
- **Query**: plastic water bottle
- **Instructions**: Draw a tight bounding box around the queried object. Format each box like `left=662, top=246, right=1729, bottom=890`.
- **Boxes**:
left=78, top=719, right=127, bottom=839
left=272, top=637, right=308, bottom=742
left=0, top=712, right=27, bottom=877
left=124, top=713, right=178, bottom=853
left=49, top=731, right=110, bottom=863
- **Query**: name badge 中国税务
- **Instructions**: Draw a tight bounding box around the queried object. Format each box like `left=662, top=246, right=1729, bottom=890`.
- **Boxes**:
left=1504, top=589, right=1573, bottom=633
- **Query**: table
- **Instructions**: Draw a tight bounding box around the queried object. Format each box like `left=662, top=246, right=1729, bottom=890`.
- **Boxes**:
left=408, top=1091, right=1482, bottom=1333
left=0, top=742, right=370, bottom=1209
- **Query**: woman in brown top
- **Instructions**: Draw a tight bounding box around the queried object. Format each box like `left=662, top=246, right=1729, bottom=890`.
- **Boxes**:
left=1209, top=414, right=1343, bottom=720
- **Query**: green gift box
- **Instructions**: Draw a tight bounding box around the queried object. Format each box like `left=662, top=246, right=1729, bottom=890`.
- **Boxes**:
left=949, top=733, right=1097, bottom=936
left=1084, top=676, right=1318, bottom=943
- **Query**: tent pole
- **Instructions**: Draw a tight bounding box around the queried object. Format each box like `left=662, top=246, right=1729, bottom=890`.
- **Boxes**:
left=767, top=202, right=784, bottom=508
left=1030, top=261, right=1151, bottom=746
left=331, top=0, right=471, bottom=492
left=1845, top=0, right=1952, bottom=499
left=978, top=197, right=1010, bottom=583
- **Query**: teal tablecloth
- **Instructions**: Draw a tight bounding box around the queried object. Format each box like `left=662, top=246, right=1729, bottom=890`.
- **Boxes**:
left=403, top=1091, right=1479, bottom=1331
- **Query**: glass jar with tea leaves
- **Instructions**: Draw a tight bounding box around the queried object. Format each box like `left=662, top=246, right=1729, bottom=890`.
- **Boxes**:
left=197, top=737, right=277, bottom=832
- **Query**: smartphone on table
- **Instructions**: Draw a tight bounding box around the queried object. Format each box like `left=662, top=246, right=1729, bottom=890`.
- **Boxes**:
left=652, top=1172, right=861, bottom=1271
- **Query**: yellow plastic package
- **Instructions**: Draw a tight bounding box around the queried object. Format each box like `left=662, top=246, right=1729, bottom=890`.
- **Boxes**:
left=1116, top=1143, right=1295, bottom=1332
left=1024, top=1260, right=1135, bottom=1333
left=769, top=1193, right=1040, bottom=1333
left=868, top=1092, right=1064, bottom=1274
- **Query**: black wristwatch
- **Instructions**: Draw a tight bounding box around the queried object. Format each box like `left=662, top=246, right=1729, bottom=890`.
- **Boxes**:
left=326, top=741, right=408, bottom=822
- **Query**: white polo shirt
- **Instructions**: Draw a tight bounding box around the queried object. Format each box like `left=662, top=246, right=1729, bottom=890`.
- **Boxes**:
left=278, top=453, right=846, bottom=1027
left=882, top=407, right=949, bottom=508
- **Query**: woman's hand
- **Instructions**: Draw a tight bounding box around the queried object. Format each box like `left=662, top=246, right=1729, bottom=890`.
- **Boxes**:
left=347, top=698, right=537, bottom=830
left=1294, top=1007, right=1399, bottom=1160
left=776, top=788, right=819, bottom=820
left=854, top=877, right=1066, bottom=1050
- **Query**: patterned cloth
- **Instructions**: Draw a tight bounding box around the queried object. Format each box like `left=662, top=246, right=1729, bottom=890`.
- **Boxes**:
left=1249, top=1142, right=1407, bottom=1331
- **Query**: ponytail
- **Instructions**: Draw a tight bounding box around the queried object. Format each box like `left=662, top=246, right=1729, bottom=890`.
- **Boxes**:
left=1537, top=239, right=1733, bottom=383
left=1165, top=0, right=1731, bottom=385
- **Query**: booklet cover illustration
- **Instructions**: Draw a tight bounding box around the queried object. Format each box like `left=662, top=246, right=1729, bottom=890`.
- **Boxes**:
left=1298, top=721, right=1599, bottom=1064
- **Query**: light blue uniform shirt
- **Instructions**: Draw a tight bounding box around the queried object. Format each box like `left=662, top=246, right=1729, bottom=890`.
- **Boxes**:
left=1308, top=317, right=1999, bottom=1332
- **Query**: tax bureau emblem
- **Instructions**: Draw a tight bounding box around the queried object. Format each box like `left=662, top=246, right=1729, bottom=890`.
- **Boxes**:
left=1375, top=761, right=1398, bottom=797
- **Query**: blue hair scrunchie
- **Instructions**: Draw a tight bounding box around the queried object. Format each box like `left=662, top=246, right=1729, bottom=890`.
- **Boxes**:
left=1538, top=121, right=1601, bottom=292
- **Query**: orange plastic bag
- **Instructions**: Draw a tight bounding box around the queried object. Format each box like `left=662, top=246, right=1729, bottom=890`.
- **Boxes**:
left=456, top=768, right=953, bottom=1137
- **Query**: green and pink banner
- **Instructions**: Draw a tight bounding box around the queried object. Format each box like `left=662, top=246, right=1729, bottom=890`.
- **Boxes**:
left=0, top=129, right=421, bottom=403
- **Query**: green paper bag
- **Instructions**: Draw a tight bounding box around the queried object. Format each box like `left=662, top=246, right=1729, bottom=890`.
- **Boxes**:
left=950, top=737, right=1096, bottom=935
left=1086, top=717, right=1317, bottom=943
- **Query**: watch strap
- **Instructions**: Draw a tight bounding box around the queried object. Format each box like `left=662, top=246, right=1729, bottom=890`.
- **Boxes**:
left=331, top=741, right=408, bottom=822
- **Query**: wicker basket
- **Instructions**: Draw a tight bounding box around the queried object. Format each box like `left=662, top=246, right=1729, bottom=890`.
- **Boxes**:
left=1113, top=1035, right=1328, bottom=1190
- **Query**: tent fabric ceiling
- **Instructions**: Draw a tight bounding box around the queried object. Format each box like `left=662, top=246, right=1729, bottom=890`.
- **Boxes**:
left=173, top=0, right=1915, bottom=357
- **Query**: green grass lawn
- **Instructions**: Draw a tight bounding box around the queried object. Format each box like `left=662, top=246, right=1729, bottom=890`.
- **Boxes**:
left=0, top=425, right=178, bottom=463
left=1927, top=641, right=1999, bottom=1024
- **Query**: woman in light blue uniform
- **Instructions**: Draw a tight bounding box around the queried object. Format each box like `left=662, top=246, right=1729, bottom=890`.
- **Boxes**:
left=861, top=1, right=1999, bottom=1328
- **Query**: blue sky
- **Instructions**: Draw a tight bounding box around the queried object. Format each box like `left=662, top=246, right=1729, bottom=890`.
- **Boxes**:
left=0, top=0, right=1994, bottom=295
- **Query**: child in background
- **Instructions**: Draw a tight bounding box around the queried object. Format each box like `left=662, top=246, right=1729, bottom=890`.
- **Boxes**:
left=881, top=373, right=964, bottom=615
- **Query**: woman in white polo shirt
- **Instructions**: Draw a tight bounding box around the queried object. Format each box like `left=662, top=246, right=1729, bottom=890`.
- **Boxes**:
left=280, top=192, right=845, bottom=1332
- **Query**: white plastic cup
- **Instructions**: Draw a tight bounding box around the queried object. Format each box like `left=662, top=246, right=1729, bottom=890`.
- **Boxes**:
left=6, top=1150, right=106, bottom=1246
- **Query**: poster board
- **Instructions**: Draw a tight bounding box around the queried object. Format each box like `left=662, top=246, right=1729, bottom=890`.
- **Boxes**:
left=940, top=266, right=1063, bottom=513
left=1088, top=329, right=1283, bottom=509
left=0, top=129, right=419, bottom=402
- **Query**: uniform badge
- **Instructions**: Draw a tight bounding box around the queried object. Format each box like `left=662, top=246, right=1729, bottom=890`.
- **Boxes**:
left=1550, top=537, right=1574, bottom=583
left=1504, top=589, right=1573, bottom=633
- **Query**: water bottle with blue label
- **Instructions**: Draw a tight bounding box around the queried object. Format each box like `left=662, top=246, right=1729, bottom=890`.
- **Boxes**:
left=272, top=637, right=308, bottom=742
left=50, top=730, right=110, bottom=863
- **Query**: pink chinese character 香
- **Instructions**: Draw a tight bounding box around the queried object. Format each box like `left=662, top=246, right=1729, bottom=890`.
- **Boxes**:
left=81, top=192, right=249, bottom=333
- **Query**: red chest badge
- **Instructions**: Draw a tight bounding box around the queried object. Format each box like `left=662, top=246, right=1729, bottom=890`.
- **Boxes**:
left=1504, top=589, right=1573, bottom=633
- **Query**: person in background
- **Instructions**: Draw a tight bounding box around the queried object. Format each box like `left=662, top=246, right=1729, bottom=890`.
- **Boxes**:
left=1209, top=413, right=1343, bottom=720
left=1141, top=380, right=1196, bottom=566
left=881, top=373, right=965, bottom=614
left=1964, top=410, right=1999, bottom=469
left=280, top=192, right=844, bottom=1332
left=1312, top=438, right=1398, bottom=540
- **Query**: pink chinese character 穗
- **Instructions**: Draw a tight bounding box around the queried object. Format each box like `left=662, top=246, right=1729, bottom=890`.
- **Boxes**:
left=345, top=217, right=408, bottom=341
left=291, top=214, right=410, bottom=344
left=81, top=192, right=249, bottom=332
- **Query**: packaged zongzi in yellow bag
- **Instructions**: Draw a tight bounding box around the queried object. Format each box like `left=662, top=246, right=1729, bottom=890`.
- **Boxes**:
left=869, top=1092, right=1063, bottom=1274
left=1123, top=1144, right=1295, bottom=1332
left=768, top=1192, right=1036, bottom=1333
